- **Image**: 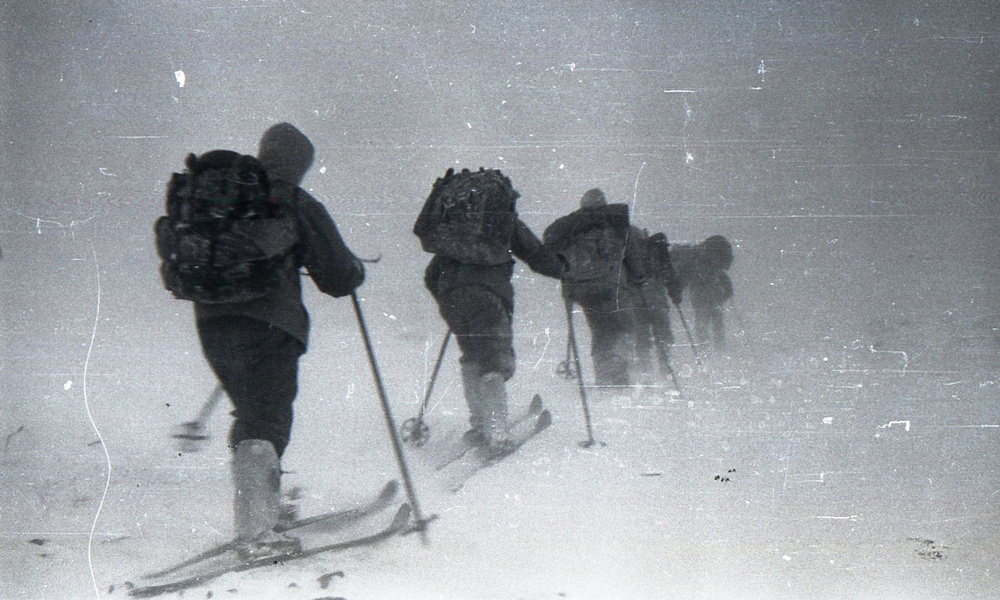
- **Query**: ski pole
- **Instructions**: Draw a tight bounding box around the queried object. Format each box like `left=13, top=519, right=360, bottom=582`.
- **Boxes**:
left=172, top=383, right=225, bottom=452
left=651, top=287, right=682, bottom=393
left=563, top=293, right=600, bottom=448
left=674, top=304, right=701, bottom=365
left=731, top=301, right=746, bottom=337
left=350, top=292, right=431, bottom=543
left=565, top=332, right=572, bottom=368
left=655, top=341, right=682, bottom=394
left=401, top=330, right=451, bottom=446
left=727, top=297, right=760, bottom=360
left=196, top=383, right=225, bottom=423
left=555, top=329, right=576, bottom=380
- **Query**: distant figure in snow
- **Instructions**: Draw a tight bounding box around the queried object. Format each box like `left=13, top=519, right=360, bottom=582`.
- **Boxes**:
left=671, top=235, right=734, bottom=350
left=544, top=188, right=648, bottom=387
left=415, top=168, right=562, bottom=454
left=155, top=123, right=365, bottom=557
left=631, top=230, right=683, bottom=384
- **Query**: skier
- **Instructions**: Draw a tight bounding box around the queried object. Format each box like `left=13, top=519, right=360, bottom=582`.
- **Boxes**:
left=671, top=234, right=734, bottom=350
left=415, top=168, right=562, bottom=454
left=631, top=231, right=683, bottom=385
left=544, top=188, right=647, bottom=387
left=162, top=123, right=366, bottom=557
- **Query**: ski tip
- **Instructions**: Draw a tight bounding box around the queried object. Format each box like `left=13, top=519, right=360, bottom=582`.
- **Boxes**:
left=382, top=479, right=401, bottom=499
left=404, top=513, right=438, bottom=537
left=529, top=394, right=543, bottom=413
left=392, top=502, right=413, bottom=528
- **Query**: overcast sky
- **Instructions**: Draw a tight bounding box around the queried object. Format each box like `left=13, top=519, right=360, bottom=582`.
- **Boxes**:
left=2, top=2, right=997, bottom=435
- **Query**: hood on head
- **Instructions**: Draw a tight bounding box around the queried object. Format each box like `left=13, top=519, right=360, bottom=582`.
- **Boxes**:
left=702, top=235, right=734, bottom=269
left=257, top=123, right=314, bottom=186
left=579, top=188, right=607, bottom=209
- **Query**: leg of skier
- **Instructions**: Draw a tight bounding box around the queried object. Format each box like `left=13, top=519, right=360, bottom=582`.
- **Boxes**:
left=460, top=361, right=486, bottom=446
left=710, top=304, right=727, bottom=350
left=478, top=371, right=513, bottom=453
left=460, top=359, right=514, bottom=453
left=232, top=440, right=279, bottom=539
left=198, top=317, right=305, bottom=558
left=231, top=438, right=301, bottom=558
left=585, top=305, right=632, bottom=387
left=439, top=285, right=517, bottom=454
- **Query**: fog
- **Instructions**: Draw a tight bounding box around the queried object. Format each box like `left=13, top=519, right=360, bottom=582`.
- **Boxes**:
left=2, top=2, right=998, bottom=599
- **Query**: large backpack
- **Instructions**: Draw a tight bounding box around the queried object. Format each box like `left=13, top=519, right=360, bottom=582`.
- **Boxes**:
left=543, top=203, right=630, bottom=284
left=413, top=167, right=518, bottom=265
left=154, top=150, right=299, bottom=304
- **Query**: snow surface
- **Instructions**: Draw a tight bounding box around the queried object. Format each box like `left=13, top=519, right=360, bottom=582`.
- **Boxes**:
left=2, top=2, right=999, bottom=599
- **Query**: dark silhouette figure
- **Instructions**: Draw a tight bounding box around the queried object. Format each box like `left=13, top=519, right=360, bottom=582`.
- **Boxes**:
left=632, top=231, right=683, bottom=384
left=671, top=235, right=734, bottom=350
left=545, top=189, right=647, bottom=387
left=416, top=168, right=561, bottom=452
left=175, top=123, right=364, bottom=556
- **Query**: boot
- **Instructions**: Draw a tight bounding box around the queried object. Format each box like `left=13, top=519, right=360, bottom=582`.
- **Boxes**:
left=461, top=362, right=488, bottom=447
left=478, top=372, right=514, bottom=454
left=232, top=439, right=300, bottom=558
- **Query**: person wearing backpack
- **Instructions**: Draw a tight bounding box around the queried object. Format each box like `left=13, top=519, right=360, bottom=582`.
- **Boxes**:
left=544, top=189, right=648, bottom=388
left=632, top=230, right=683, bottom=384
left=156, top=123, right=365, bottom=557
left=671, top=234, right=734, bottom=350
left=415, top=168, right=562, bottom=454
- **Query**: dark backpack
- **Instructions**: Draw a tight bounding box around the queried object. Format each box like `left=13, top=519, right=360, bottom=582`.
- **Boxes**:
left=154, top=150, right=299, bottom=304
left=544, top=203, right=630, bottom=283
left=413, top=167, right=518, bottom=265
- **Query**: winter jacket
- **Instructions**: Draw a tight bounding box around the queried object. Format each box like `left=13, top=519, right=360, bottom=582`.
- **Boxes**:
left=644, top=231, right=683, bottom=305
left=424, top=219, right=561, bottom=311
left=543, top=203, right=647, bottom=287
left=671, top=241, right=734, bottom=307
left=194, top=182, right=364, bottom=346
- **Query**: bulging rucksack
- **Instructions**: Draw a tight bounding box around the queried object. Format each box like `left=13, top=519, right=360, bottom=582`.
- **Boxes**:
left=543, top=203, right=630, bottom=283
left=155, top=150, right=299, bottom=304
left=413, top=167, right=518, bottom=265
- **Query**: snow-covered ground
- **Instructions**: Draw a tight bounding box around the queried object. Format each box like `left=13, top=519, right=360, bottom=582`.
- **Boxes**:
left=3, top=2, right=998, bottom=599
left=4, top=206, right=997, bottom=600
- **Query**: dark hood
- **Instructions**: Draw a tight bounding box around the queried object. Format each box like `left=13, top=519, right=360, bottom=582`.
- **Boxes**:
left=257, top=123, right=315, bottom=186
left=579, top=188, right=607, bottom=209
